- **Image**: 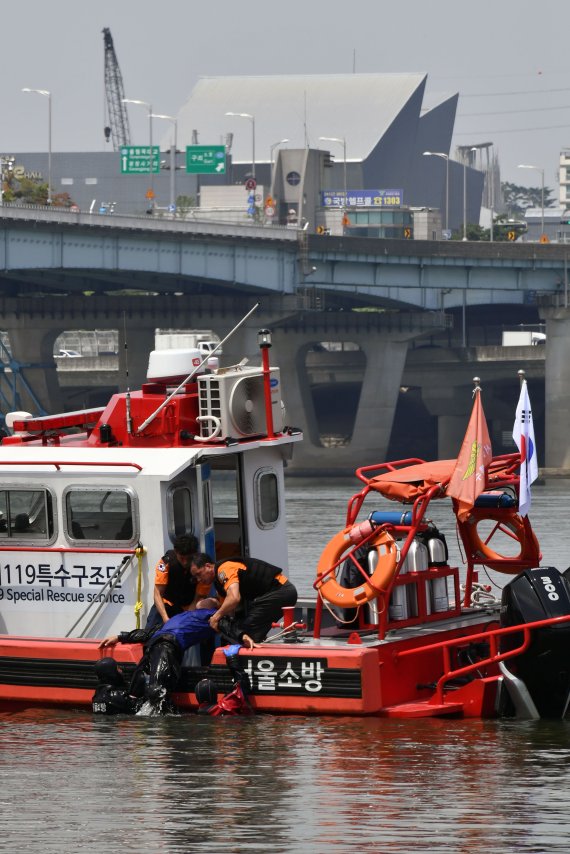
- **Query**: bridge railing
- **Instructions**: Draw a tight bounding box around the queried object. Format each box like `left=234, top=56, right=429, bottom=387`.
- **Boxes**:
left=0, top=203, right=298, bottom=243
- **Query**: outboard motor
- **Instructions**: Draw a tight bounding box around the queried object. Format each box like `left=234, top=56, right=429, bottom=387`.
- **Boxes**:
left=500, top=567, right=570, bottom=717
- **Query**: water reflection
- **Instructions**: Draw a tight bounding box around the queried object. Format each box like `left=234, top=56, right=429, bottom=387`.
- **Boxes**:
left=4, top=479, right=570, bottom=852
left=3, top=710, right=570, bottom=853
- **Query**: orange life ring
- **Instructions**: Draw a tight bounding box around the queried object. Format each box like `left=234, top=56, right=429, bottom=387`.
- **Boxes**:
left=315, top=526, right=398, bottom=607
left=457, top=507, right=541, bottom=573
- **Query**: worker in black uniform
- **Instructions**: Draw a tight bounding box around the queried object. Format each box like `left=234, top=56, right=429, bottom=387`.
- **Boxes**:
left=145, top=534, right=202, bottom=629
left=190, top=552, right=298, bottom=649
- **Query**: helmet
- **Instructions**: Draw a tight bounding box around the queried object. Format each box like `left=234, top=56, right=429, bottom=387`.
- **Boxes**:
left=195, top=678, right=218, bottom=706
left=94, top=656, right=126, bottom=687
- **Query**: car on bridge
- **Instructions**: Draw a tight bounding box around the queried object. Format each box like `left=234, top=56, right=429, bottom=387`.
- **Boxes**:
left=54, top=349, right=82, bottom=358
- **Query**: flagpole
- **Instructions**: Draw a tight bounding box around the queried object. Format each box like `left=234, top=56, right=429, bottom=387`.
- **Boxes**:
left=517, top=370, right=526, bottom=464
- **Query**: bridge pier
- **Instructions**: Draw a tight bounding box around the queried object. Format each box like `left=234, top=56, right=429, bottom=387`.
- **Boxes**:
left=272, top=327, right=411, bottom=474
left=6, top=326, right=63, bottom=415
left=541, top=305, right=570, bottom=471
left=118, top=326, right=156, bottom=392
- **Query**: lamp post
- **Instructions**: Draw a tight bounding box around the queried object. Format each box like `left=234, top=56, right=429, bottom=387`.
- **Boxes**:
left=423, top=151, right=449, bottom=233
left=462, top=147, right=478, bottom=241
left=151, top=113, right=177, bottom=213
left=225, top=112, right=255, bottom=180
left=320, top=136, right=347, bottom=213
left=518, top=163, right=545, bottom=239
left=22, top=88, right=52, bottom=204
left=270, top=138, right=289, bottom=191
left=122, top=98, right=154, bottom=205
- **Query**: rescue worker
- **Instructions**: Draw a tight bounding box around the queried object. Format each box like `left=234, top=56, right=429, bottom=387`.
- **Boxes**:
left=195, top=646, right=253, bottom=716
left=91, top=657, right=144, bottom=715
left=94, top=601, right=219, bottom=715
left=191, top=553, right=298, bottom=649
left=145, top=534, right=207, bottom=629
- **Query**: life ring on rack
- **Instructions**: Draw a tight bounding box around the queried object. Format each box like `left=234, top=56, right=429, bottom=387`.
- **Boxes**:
left=315, top=526, right=398, bottom=608
left=457, top=507, right=541, bottom=573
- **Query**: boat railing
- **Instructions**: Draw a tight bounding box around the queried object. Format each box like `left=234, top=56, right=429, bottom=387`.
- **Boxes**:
left=0, top=460, right=142, bottom=471
left=395, top=613, right=570, bottom=705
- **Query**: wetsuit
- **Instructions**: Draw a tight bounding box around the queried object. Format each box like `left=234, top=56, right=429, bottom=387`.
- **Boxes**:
left=92, top=609, right=217, bottom=714
left=196, top=645, right=254, bottom=716
left=214, top=556, right=298, bottom=643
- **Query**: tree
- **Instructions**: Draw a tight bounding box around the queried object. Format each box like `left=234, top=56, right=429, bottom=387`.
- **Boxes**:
left=502, top=182, right=556, bottom=218
left=2, top=173, right=75, bottom=207
left=450, top=223, right=489, bottom=241
left=175, top=195, right=196, bottom=219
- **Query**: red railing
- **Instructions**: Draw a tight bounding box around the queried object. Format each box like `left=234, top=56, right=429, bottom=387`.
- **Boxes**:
left=395, top=613, right=570, bottom=704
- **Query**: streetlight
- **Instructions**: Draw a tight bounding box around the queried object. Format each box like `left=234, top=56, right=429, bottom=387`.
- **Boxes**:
left=462, top=147, right=478, bottom=241
left=225, top=112, right=255, bottom=180
left=319, top=136, right=347, bottom=214
left=423, top=151, right=449, bottom=233
left=518, top=163, right=545, bottom=239
left=270, top=138, right=289, bottom=190
left=123, top=98, right=154, bottom=205
left=151, top=113, right=177, bottom=213
left=22, top=88, right=52, bottom=204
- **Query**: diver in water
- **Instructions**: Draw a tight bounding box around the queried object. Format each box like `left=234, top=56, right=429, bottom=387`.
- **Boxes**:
left=92, top=603, right=254, bottom=715
left=93, top=602, right=219, bottom=715
left=195, top=645, right=254, bottom=716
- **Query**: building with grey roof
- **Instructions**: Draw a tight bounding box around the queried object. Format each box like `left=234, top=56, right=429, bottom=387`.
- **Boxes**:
left=174, top=73, right=484, bottom=232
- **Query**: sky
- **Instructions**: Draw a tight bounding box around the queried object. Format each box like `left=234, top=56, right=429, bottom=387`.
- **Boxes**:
left=3, top=0, right=570, bottom=193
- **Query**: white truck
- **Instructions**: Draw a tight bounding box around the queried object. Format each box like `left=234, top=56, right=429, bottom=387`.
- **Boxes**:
left=155, top=329, right=222, bottom=356
left=502, top=330, right=546, bottom=346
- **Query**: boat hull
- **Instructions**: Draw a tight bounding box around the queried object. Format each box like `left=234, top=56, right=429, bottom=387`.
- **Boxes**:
left=0, top=614, right=503, bottom=717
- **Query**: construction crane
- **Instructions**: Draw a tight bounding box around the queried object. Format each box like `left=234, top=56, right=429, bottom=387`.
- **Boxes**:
left=103, top=27, right=131, bottom=150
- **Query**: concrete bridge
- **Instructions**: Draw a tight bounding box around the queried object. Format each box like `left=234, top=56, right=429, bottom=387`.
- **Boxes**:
left=0, top=206, right=569, bottom=472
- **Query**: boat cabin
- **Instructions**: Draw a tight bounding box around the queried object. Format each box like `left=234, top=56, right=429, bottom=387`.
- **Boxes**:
left=0, top=345, right=300, bottom=639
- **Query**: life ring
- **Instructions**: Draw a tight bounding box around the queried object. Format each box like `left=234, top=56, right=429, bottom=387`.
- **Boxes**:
left=315, top=526, right=398, bottom=607
left=457, top=507, right=541, bottom=573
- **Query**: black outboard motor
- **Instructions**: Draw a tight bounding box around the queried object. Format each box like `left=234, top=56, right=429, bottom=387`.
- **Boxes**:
left=500, top=567, right=570, bottom=717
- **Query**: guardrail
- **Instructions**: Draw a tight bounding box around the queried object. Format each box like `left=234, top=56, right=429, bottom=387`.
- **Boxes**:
left=0, top=203, right=298, bottom=243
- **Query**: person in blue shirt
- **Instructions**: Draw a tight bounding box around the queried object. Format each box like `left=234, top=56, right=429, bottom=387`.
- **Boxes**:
left=94, top=602, right=218, bottom=714
left=93, top=601, right=252, bottom=715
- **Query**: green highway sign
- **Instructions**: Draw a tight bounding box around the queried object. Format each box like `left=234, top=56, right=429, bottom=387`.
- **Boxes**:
left=120, top=146, right=160, bottom=174
left=186, top=145, right=226, bottom=174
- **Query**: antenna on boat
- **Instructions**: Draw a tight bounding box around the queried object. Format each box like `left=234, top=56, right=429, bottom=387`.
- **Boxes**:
left=123, top=312, right=133, bottom=435
left=518, top=368, right=526, bottom=387
left=136, top=302, right=260, bottom=434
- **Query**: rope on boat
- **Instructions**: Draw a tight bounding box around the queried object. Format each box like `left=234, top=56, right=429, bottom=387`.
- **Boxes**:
left=460, top=581, right=500, bottom=607
left=65, top=551, right=136, bottom=638
left=134, top=544, right=147, bottom=628
left=317, top=589, right=363, bottom=624
left=260, top=622, right=306, bottom=644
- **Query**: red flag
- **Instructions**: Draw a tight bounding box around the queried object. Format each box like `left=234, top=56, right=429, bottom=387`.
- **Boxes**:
left=447, top=390, right=492, bottom=521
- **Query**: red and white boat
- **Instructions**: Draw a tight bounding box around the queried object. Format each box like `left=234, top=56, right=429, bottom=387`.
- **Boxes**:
left=1, top=325, right=568, bottom=719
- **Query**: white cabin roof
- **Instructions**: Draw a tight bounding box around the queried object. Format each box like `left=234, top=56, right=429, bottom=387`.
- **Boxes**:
left=0, top=435, right=300, bottom=479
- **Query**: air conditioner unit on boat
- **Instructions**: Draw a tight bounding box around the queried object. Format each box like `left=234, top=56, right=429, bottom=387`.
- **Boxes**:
left=197, top=366, right=283, bottom=440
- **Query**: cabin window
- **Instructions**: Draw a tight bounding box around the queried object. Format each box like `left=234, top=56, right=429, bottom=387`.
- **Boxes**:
left=169, top=485, right=193, bottom=539
left=0, top=488, right=55, bottom=541
left=64, top=487, right=136, bottom=543
left=254, top=468, right=279, bottom=529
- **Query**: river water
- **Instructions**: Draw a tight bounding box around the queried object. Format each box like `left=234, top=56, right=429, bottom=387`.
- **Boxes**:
left=2, top=478, right=570, bottom=853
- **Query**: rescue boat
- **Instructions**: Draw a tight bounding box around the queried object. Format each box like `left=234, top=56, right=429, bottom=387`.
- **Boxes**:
left=0, top=317, right=569, bottom=719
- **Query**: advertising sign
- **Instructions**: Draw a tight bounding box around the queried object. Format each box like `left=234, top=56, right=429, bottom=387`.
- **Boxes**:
left=321, top=189, right=403, bottom=208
